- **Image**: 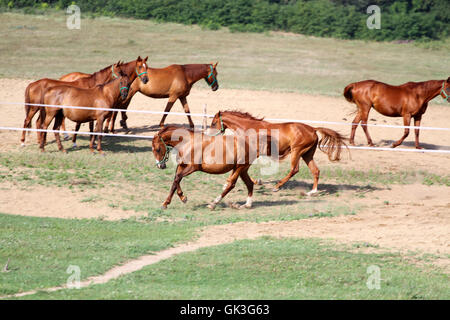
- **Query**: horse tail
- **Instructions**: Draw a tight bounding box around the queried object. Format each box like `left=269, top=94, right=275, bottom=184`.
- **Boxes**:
left=24, top=85, right=31, bottom=128
left=314, top=127, right=349, bottom=162
left=343, top=83, right=354, bottom=103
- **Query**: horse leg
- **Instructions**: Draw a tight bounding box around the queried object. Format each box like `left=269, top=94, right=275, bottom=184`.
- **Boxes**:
left=179, top=97, right=195, bottom=128
left=301, top=144, right=320, bottom=196
left=349, top=112, right=362, bottom=146
left=413, top=115, right=422, bottom=149
left=392, top=114, right=411, bottom=148
left=239, top=168, right=254, bottom=209
left=96, top=117, right=106, bottom=154
left=21, top=106, right=39, bottom=146
left=159, top=97, right=177, bottom=127
left=53, top=112, right=66, bottom=153
left=105, top=112, right=116, bottom=134
left=39, top=111, right=55, bottom=152
left=163, top=165, right=195, bottom=209
left=61, top=118, right=70, bottom=141
left=208, top=167, right=243, bottom=210
left=360, top=108, right=374, bottom=147
left=272, top=148, right=302, bottom=192
left=120, top=111, right=129, bottom=132
left=71, top=122, right=81, bottom=148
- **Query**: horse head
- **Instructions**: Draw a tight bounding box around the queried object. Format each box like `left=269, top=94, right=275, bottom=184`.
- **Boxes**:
left=441, top=77, right=450, bottom=102
left=205, top=62, right=219, bottom=91
left=117, top=70, right=131, bottom=100
left=136, top=56, right=149, bottom=84
left=152, top=132, right=172, bottom=169
left=209, top=111, right=226, bottom=135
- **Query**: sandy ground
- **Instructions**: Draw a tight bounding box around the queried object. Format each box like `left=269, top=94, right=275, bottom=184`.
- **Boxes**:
left=0, top=79, right=449, bottom=290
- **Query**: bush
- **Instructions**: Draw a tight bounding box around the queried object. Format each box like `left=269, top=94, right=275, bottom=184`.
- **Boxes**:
left=1, top=0, right=449, bottom=41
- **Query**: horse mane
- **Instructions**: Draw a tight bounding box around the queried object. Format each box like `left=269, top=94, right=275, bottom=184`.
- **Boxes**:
left=222, top=110, right=265, bottom=121
left=158, top=125, right=195, bottom=136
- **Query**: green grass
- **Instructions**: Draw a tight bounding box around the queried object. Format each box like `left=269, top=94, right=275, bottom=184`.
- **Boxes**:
left=16, top=238, right=449, bottom=300
left=0, top=11, right=449, bottom=101
left=0, top=213, right=196, bottom=296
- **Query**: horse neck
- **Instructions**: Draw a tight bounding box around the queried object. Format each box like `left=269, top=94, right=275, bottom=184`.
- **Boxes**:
left=91, top=66, right=114, bottom=84
left=120, top=60, right=138, bottom=83
left=421, top=80, right=445, bottom=103
left=161, top=129, right=193, bottom=147
left=184, top=64, right=209, bottom=86
left=101, top=78, right=121, bottom=104
left=222, top=115, right=265, bottom=132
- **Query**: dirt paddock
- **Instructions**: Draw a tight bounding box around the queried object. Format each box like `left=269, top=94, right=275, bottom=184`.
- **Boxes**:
left=0, top=78, right=449, bottom=269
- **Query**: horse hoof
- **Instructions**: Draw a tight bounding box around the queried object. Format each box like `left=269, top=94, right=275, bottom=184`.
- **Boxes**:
left=272, top=187, right=280, bottom=192
left=256, top=179, right=263, bottom=185
left=415, top=146, right=423, bottom=150
left=239, top=204, right=251, bottom=209
left=181, top=196, right=188, bottom=203
left=72, top=143, right=77, bottom=148
left=161, top=204, right=168, bottom=210
left=20, top=143, right=25, bottom=147
left=207, top=203, right=216, bottom=210
left=63, top=134, right=70, bottom=141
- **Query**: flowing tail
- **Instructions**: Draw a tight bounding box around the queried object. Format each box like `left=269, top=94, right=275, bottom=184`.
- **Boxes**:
left=343, top=83, right=354, bottom=103
left=24, top=85, right=32, bottom=128
left=314, top=127, right=349, bottom=162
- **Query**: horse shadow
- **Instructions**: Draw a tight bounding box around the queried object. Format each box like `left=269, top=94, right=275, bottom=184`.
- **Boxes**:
left=192, top=199, right=298, bottom=210
left=262, top=179, right=381, bottom=195
left=379, top=140, right=449, bottom=151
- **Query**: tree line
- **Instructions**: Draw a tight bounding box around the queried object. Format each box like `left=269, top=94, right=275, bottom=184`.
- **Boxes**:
left=2, top=0, right=449, bottom=41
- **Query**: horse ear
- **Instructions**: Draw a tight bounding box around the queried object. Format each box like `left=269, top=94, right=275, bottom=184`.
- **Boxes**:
left=447, top=76, right=450, bottom=83
left=144, top=56, right=148, bottom=62
left=137, top=56, right=142, bottom=61
left=214, top=61, right=219, bottom=68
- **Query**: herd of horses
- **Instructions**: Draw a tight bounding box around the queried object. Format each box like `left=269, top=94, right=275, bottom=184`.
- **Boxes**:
left=20, top=56, right=450, bottom=209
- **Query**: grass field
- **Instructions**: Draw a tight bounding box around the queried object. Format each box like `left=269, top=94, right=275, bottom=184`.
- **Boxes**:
left=0, top=11, right=449, bottom=99
left=13, top=238, right=450, bottom=300
left=0, top=11, right=449, bottom=300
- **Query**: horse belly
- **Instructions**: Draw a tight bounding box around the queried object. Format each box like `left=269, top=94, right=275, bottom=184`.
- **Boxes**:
left=200, top=163, right=235, bottom=174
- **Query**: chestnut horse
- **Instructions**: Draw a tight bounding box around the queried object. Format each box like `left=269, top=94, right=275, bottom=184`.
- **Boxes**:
left=22, top=60, right=122, bottom=145
left=69, top=57, right=149, bottom=145
left=344, top=77, right=450, bottom=148
left=152, top=125, right=259, bottom=210
left=22, top=57, right=148, bottom=146
left=38, top=71, right=131, bottom=154
left=210, top=111, right=347, bottom=194
left=105, top=62, right=219, bottom=133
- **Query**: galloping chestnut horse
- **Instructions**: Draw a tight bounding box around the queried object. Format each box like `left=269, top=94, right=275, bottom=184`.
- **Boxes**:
left=152, top=125, right=259, bottom=210
left=38, top=71, right=131, bottom=154
left=105, top=62, right=219, bottom=132
left=344, top=77, right=450, bottom=148
left=210, top=111, right=348, bottom=194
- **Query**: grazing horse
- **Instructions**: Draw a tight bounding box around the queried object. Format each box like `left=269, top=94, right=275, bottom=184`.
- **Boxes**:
left=105, top=62, right=219, bottom=132
left=210, top=111, right=348, bottom=194
left=152, top=125, right=259, bottom=210
left=344, top=77, right=450, bottom=148
left=38, top=71, right=131, bottom=154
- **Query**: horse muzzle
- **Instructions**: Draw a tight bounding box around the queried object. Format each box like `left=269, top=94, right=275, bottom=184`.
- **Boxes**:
left=211, top=84, right=219, bottom=91
left=142, top=76, right=149, bottom=84
left=157, top=162, right=166, bottom=169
